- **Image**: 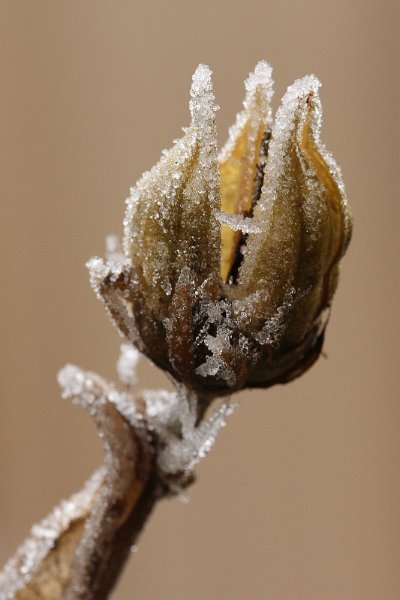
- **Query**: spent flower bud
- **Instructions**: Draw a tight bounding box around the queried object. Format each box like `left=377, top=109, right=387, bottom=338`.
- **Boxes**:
left=89, top=61, right=352, bottom=397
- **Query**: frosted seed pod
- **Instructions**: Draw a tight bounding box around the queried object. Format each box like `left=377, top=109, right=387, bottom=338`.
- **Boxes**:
left=91, top=62, right=351, bottom=396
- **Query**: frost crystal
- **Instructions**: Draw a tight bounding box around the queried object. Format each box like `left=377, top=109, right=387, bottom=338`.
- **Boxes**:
left=105, top=234, right=125, bottom=263
left=144, top=386, right=235, bottom=484
left=215, top=210, right=261, bottom=233
left=158, top=399, right=235, bottom=480
left=117, top=343, right=140, bottom=386
left=219, top=60, right=274, bottom=164
left=140, top=384, right=235, bottom=485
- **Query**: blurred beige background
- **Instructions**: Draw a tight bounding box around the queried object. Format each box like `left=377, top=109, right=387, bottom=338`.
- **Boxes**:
left=0, top=1, right=399, bottom=599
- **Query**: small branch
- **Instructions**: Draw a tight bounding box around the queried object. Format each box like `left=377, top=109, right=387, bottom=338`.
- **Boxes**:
left=54, top=365, right=168, bottom=600
left=0, top=360, right=234, bottom=600
left=62, top=381, right=233, bottom=599
left=85, top=467, right=160, bottom=600
left=62, top=401, right=155, bottom=600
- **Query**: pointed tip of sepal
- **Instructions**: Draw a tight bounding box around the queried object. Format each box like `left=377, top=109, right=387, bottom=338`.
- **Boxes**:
left=189, top=64, right=218, bottom=125
left=271, top=74, right=322, bottom=149
left=243, top=60, right=274, bottom=115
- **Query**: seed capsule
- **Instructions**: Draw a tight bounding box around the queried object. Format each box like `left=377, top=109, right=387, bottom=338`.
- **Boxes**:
left=89, top=62, right=352, bottom=396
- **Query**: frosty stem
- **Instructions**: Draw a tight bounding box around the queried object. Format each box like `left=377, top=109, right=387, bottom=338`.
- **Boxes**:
left=62, top=384, right=204, bottom=600
left=0, top=357, right=233, bottom=599
left=64, top=468, right=160, bottom=600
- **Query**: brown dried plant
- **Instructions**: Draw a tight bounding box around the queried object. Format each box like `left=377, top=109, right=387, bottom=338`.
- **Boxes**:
left=0, top=61, right=351, bottom=600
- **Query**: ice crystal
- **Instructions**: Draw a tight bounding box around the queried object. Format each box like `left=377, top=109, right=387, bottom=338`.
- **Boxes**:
left=215, top=210, right=262, bottom=233
left=158, top=400, right=235, bottom=479
left=117, top=343, right=140, bottom=386
left=123, top=63, right=220, bottom=305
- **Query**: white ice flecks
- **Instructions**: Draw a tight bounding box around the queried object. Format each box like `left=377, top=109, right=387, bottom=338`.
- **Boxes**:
left=195, top=325, right=237, bottom=388
left=86, top=255, right=132, bottom=301
left=58, top=356, right=144, bottom=434
left=92, top=61, right=351, bottom=396
left=218, top=61, right=274, bottom=284
left=215, top=210, right=262, bottom=233
left=105, top=234, right=125, bottom=263
left=58, top=364, right=108, bottom=411
left=233, top=71, right=352, bottom=354
left=0, top=356, right=235, bottom=597
left=249, top=73, right=349, bottom=233
left=123, top=187, right=139, bottom=260
left=158, top=400, right=235, bottom=480
left=144, top=386, right=236, bottom=483
left=117, top=343, right=140, bottom=386
left=244, top=75, right=323, bottom=245
left=254, top=287, right=296, bottom=348
left=56, top=354, right=145, bottom=599
left=86, top=256, right=110, bottom=296
left=189, top=64, right=218, bottom=125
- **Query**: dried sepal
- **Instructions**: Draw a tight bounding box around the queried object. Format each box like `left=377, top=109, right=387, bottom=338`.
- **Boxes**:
left=219, top=61, right=274, bottom=281
left=118, top=65, right=222, bottom=376
left=238, top=75, right=352, bottom=349
left=123, top=64, right=221, bottom=319
left=117, top=343, right=140, bottom=387
left=165, top=266, right=197, bottom=378
left=86, top=257, right=142, bottom=348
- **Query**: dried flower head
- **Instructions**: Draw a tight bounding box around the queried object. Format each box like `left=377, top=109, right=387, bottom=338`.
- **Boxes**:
left=88, top=61, right=352, bottom=397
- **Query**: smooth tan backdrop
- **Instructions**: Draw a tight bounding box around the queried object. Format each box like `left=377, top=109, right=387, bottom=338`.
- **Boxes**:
left=1, top=1, right=399, bottom=599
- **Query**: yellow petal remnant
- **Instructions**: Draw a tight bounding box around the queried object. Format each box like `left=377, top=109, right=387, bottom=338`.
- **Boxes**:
left=89, top=62, right=352, bottom=396
left=219, top=61, right=274, bottom=282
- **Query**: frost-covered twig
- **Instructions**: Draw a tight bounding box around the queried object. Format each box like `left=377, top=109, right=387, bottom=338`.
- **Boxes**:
left=0, top=348, right=234, bottom=600
left=57, top=365, right=151, bottom=600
